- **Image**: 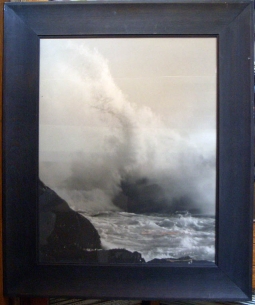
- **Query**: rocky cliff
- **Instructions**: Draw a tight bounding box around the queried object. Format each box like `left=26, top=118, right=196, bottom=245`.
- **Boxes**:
left=39, top=180, right=145, bottom=263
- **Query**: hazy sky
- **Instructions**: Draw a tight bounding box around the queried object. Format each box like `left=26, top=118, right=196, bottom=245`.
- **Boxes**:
left=39, top=37, right=217, bottom=160
left=39, top=37, right=217, bottom=214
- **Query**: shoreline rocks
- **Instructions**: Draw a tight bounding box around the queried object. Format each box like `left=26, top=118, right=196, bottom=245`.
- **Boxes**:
left=39, top=180, right=145, bottom=264
left=39, top=180, right=102, bottom=262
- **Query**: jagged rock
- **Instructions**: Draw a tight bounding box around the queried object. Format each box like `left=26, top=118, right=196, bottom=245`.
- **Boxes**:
left=113, top=178, right=201, bottom=215
left=39, top=180, right=146, bottom=264
left=39, top=180, right=102, bottom=262
left=148, top=256, right=193, bottom=264
left=114, top=178, right=168, bottom=214
left=147, top=256, right=212, bottom=265
left=97, top=249, right=145, bottom=263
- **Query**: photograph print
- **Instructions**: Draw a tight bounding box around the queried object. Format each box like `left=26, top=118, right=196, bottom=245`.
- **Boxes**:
left=38, top=38, right=217, bottom=264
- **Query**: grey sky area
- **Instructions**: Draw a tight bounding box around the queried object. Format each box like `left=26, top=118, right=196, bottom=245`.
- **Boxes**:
left=39, top=38, right=217, bottom=214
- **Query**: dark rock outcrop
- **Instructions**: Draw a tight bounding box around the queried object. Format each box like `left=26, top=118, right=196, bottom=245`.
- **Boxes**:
left=113, top=178, right=168, bottom=214
left=113, top=178, right=201, bottom=215
left=147, top=256, right=213, bottom=265
left=39, top=180, right=146, bottom=264
left=39, top=180, right=102, bottom=262
left=97, top=249, right=145, bottom=264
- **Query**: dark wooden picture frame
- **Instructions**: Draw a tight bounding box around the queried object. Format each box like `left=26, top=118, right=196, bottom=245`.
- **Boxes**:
left=2, top=0, right=254, bottom=300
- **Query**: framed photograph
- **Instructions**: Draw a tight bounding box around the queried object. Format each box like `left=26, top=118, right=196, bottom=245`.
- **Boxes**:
left=3, top=0, right=254, bottom=300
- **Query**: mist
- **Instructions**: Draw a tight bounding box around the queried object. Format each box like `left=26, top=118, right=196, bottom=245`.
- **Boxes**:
left=39, top=38, right=216, bottom=215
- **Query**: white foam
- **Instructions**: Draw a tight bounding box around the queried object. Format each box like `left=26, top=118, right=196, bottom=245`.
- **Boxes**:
left=81, top=211, right=215, bottom=262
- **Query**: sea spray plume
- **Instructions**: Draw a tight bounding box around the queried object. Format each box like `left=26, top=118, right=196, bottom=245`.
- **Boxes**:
left=39, top=41, right=216, bottom=215
left=40, top=42, right=165, bottom=206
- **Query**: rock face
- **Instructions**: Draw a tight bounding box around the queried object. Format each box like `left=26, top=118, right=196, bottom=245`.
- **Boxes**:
left=39, top=180, right=102, bottom=262
left=52, top=249, right=145, bottom=264
left=113, top=178, right=168, bottom=214
left=39, top=180, right=145, bottom=264
left=147, top=256, right=212, bottom=265
left=113, top=178, right=201, bottom=215
left=97, top=249, right=145, bottom=263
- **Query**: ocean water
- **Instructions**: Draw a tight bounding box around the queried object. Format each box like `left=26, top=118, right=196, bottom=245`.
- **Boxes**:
left=82, top=211, right=215, bottom=262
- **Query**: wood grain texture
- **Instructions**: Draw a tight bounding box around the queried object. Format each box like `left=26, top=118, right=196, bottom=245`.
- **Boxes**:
left=253, top=265, right=255, bottom=289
